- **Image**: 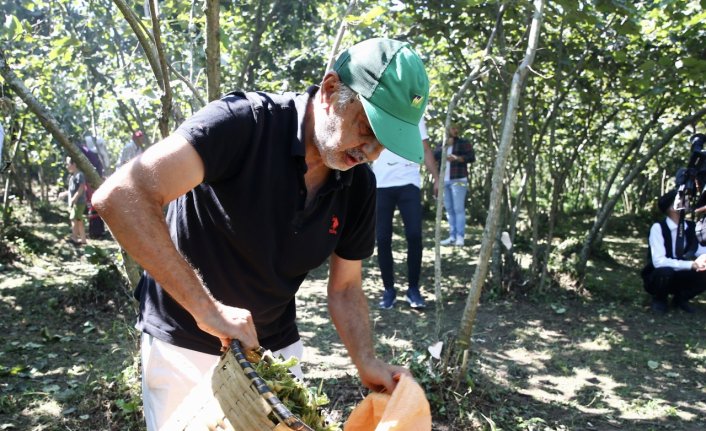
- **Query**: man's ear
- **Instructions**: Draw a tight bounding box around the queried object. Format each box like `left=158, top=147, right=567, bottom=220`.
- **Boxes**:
left=319, top=72, right=341, bottom=109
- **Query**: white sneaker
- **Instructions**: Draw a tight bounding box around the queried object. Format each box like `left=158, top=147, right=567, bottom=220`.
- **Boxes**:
left=440, top=237, right=455, bottom=245
left=455, top=238, right=464, bottom=246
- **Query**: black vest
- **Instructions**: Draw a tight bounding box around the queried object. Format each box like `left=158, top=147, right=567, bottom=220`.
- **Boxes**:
left=641, top=219, right=697, bottom=280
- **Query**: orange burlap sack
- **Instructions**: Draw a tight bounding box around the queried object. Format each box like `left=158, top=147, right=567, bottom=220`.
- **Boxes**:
left=343, top=375, right=431, bottom=431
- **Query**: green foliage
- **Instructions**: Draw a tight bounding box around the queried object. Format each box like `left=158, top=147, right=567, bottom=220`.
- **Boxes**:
left=3, top=206, right=52, bottom=259
left=255, top=355, right=341, bottom=431
left=3, top=0, right=704, bottom=236
left=3, top=2, right=706, bottom=426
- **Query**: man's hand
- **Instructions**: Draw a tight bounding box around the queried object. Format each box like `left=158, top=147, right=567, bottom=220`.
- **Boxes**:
left=194, top=302, right=259, bottom=352
left=357, top=358, right=411, bottom=394
left=694, top=254, right=706, bottom=271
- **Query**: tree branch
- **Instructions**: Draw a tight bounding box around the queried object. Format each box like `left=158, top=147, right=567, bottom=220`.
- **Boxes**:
left=454, top=0, right=545, bottom=375
left=149, top=0, right=173, bottom=138
left=112, top=0, right=164, bottom=90
left=325, top=0, right=359, bottom=74
left=0, top=49, right=102, bottom=189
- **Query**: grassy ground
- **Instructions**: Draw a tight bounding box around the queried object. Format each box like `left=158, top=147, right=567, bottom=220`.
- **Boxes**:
left=1, top=201, right=705, bottom=430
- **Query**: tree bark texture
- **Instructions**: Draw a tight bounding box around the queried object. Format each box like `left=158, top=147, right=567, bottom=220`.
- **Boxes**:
left=454, top=0, right=544, bottom=370
left=434, top=1, right=506, bottom=341
left=149, top=0, right=173, bottom=138
left=205, top=0, right=221, bottom=100
left=2, top=119, right=23, bottom=230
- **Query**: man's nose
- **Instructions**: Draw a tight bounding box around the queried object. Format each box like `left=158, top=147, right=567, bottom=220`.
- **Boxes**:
left=362, top=141, right=384, bottom=160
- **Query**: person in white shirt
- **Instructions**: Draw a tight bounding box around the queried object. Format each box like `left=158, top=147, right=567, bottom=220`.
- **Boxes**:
left=642, top=189, right=706, bottom=313
left=372, top=119, right=439, bottom=309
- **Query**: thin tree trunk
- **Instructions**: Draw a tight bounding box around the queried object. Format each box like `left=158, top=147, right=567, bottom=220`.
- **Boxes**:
left=22, top=150, right=34, bottom=210
left=511, top=104, right=531, bottom=246
left=148, top=0, right=172, bottom=138
left=599, top=104, right=664, bottom=208
left=205, top=0, right=221, bottom=101
left=527, top=89, right=540, bottom=280
left=37, top=164, right=47, bottom=202
left=112, top=0, right=164, bottom=90
left=454, top=0, right=544, bottom=382
left=434, top=1, right=506, bottom=342
left=325, top=0, right=358, bottom=73
left=113, top=34, right=148, bottom=132
left=236, top=0, right=269, bottom=89
left=2, top=119, right=23, bottom=230
left=537, top=172, right=564, bottom=291
left=188, top=0, right=197, bottom=84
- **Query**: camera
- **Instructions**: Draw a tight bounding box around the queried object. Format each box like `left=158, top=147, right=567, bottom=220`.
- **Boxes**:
left=674, top=133, right=706, bottom=244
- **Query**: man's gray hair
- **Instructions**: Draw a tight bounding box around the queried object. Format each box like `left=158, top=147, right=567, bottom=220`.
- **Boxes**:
left=336, top=82, right=358, bottom=109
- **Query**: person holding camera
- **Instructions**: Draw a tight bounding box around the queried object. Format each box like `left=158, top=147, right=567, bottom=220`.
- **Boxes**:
left=641, top=189, right=706, bottom=314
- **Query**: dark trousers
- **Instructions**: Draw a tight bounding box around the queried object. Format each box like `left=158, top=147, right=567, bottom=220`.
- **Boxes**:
left=644, top=267, right=706, bottom=303
left=376, top=185, right=422, bottom=293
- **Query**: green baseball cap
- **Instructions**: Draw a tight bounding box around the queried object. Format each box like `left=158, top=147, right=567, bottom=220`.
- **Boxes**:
left=333, top=38, right=429, bottom=163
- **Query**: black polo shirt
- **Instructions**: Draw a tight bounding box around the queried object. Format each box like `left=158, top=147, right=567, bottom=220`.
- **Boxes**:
left=135, top=87, right=376, bottom=354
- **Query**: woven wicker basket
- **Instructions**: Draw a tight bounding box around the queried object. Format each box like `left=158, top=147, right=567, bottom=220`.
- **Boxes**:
left=165, top=341, right=314, bottom=431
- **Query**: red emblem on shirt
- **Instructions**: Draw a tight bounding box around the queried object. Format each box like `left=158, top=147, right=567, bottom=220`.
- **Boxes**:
left=329, top=215, right=339, bottom=234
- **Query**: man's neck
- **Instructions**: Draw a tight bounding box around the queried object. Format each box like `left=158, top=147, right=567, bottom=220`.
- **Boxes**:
left=302, top=95, right=331, bottom=205
left=668, top=211, right=681, bottom=224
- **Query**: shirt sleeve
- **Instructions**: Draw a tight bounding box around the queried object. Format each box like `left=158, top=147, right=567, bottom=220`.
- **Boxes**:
left=650, top=222, right=692, bottom=271
left=696, top=243, right=706, bottom=257
left=175, top=94, right=255, bottom=183
left=456, top=138, right=474, bottom=161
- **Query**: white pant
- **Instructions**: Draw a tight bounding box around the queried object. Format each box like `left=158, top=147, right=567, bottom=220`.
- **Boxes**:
left=140, top=333, right=304, bottom=431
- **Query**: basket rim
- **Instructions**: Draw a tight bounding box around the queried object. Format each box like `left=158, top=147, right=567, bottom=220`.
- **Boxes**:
left=230, top=340, right=315, bottom=431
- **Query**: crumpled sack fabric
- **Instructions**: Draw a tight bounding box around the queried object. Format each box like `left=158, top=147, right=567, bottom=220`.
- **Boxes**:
left=343, top=374, right=431, bottom=431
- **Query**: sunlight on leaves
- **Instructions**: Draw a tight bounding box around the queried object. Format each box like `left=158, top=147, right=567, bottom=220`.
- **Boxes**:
left=0, top=365, right=29, bottom=377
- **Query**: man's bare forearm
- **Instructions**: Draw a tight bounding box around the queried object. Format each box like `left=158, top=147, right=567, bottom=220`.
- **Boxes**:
left=92, top=137, right=260, bottom=350
left=93, top=168, right=217, bottom=319
left=327, top=257, right=410, bottom=393
left=328, top=285, right=376, bottom=368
